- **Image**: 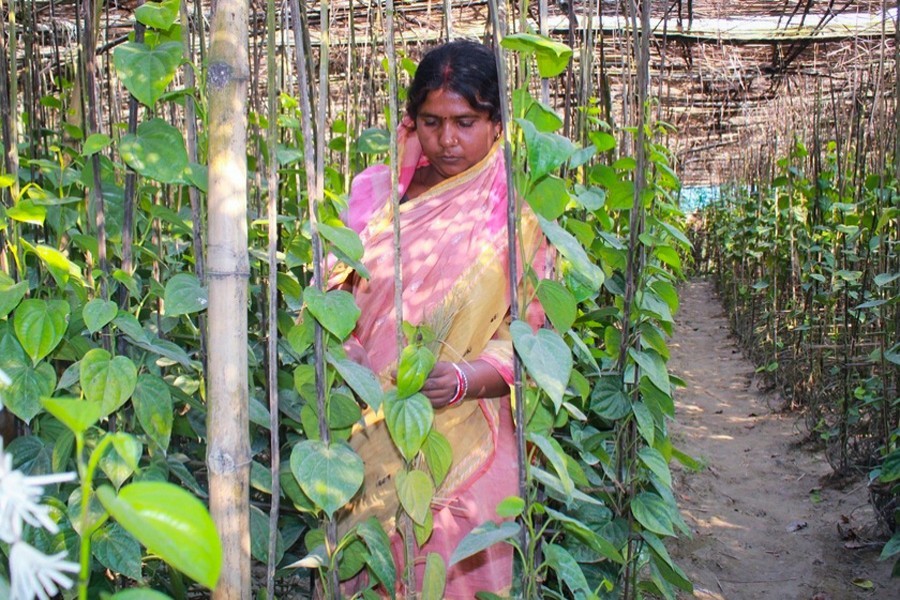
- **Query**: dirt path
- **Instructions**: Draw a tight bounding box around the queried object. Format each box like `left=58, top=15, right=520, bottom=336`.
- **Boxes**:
left=668, top=279, right=894, bottom=600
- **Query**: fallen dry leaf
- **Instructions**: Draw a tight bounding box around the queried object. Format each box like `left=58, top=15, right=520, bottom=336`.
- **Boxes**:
left=850, top=578, right=873, bottom=590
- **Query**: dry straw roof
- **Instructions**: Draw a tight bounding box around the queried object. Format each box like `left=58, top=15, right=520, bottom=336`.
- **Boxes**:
left=16, top=0, right=900, bottom=187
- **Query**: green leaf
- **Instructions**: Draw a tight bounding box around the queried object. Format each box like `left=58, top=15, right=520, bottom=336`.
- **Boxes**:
left=134, top=0, right=179, bottom=30
left=101, top=433, right=143, bottom=489
left=164, top=273, right=208, bottom=316
left=396, top=344, right=436, bottom=398
left=97, top=482, right=222, bottom=589
left=537, top=216, right=604, bottom=292
left=510, top=320, right=572, bottom=412
left=304, top=288, right=360, bottom=341
left=395, top=469, right=434, bottom=525
left=80, top=348, right=138, bottom=417
left=524, top=100, right=564, bottom=132
left=2, top=360, right=56, bottom=423
left=449, top=521, right=519, bottom=566
left=525, top=175, right=570, bottom=221
left=874, top=272, right=900, bottom=287
left=107, top=590, right=173, bottom=600
left=629, top=348, right=671, bottom=394
left=384, top=391, right=433, bottom=462
left=879, top=532, right=900, bottom=560
left=41, top=397, right=104, bottom=435
left=7, top=200, right=47, bottom=225
left=82, top=133, right=112, bottom=157
left=28, top=243, right=82, bottom=287
left=92, top=523, right=143, bottom=581
left=638, top=447, right=672, bottom=488
left=545, top=543, right=590, bottom=598
left=544, top=507, right=624, bottom=564
left=133, top=374, right=173, bottom=452
left=536, top=279, right=577, bottom=332
left=0, top=279, right=27, bottom=319
left=590, top=377, right=630, bottom=420
left=495, top=496, right=525, bottom=518
left=517, top=119, right=577, bottom=182
left=422, top=553, right=446, bottom=599
left=83, top=299, right=119, bottom=333
left=249, top=505, right=284, bottom=563
left=357, top=128, right=390, bottom=154
left=327, top=353, right=384, bottom=412
left=421, top=430, right=452, bottom=488
left=14, top=299, right=70, bottom=364
left=501, top=33, right=572, bottom=78
left=357, top=518, right=397, bottom=596
left=290, top=440, right=363, bottom=518
left=589, top=131, right=617, bottom=152
left=633, top=401, right=655, bottom=446
left=319, top=221, right=364, bottom=262
left=631, top=492, right=675, bottom=536
left=120, top=117, right=188, bottom=183
left=113, top=42, right=182, bottom=108
left=528, top=432, right=574, bottom=500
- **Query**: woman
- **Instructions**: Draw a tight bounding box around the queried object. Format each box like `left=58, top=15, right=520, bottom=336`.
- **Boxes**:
left=332, top=40, right=545, bottom=598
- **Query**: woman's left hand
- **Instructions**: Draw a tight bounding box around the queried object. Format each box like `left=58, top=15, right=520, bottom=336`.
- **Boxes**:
left=420, top=361, right=464, bottom=408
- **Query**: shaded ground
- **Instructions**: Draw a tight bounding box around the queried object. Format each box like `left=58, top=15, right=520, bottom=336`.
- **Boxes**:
left=668, top=279, right=894, bottom=600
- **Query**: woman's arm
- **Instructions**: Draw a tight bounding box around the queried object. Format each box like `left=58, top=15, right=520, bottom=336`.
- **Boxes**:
left=420, top=360, right=509, bottom=409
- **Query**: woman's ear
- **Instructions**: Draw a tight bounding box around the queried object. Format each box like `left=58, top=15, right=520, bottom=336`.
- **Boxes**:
left=493, top=122, right=502, bottom=140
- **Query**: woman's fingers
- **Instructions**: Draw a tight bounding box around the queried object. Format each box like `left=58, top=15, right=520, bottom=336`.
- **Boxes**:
left=421, top=361, right=459, bottom=407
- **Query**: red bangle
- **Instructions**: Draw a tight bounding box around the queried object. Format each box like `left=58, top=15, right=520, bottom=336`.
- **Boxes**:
left=447, top=363, right=468, bottom=406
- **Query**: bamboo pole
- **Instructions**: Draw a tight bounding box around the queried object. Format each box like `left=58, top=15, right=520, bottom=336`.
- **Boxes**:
left=206, top=0, right=251, bottom=595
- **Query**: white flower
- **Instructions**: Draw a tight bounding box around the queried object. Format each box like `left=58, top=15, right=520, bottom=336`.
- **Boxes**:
left=0, top=443, right=76, bottom=544
left=9, top=540, right=79, bottom=600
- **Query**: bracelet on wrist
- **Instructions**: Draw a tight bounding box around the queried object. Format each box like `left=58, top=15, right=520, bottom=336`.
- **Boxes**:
left=447, top=363, right=468, bottom=406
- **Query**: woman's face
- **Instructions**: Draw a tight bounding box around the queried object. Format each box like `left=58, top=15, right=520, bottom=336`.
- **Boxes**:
left=414, top=88, right=501, bottom=182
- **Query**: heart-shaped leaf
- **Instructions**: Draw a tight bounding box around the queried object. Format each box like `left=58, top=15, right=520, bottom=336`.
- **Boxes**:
left=0, top=278, right=27, bottom=319
left=518, top=119, right=577, bottom=182
left=290, top=440, right=363, bottom=518
left=14, top=299, right=70, bottom=364
left=164, top=273, right=208, bottom=316
left=525, top=174, right=570, bottom=221
left=97, top=482, right=222, bottom=589
left=326, top=353, right=384, bottom=411
left=120, top=118, right=188, bottom=184
left=83, top=299, right=119, bottom=333
left=113, top=42, right=182, bottom=108
left=395, top=469, right=434, bottom=525
left=134, top=0, right=179, bottom=30
left=304, top=288, right=360, bottom=341
left=41, top=397, right=104, bottom=435
left=133, top=374, right=174, bottom=452
left=536, top=279, right=577, bottom=332
left=501, top=33, right=572, bottom=78
left=510, top=320, right=572, bottom=411
left=356, top=518, right=397, bottom=595
left=92, top=523, right=143, bottom=582
left=80, top=349, right=138, bottom=417
left=384, top=391, right=433, bottom=462
left=631, top=492, right=675, bottom=537
left=537, top=216, right=604, bottom=293
left=449, top=521, right=519, bottom=567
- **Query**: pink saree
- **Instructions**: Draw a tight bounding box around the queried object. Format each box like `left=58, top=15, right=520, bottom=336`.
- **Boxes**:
left=332, top=120, right=544, bottom=598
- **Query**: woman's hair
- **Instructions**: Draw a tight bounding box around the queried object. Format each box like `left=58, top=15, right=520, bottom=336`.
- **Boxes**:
left=406, top=40, right=501, bottom=123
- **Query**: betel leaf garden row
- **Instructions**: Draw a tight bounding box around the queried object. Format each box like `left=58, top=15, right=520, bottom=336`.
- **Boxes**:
left=0, top=1, right=695, bottom=598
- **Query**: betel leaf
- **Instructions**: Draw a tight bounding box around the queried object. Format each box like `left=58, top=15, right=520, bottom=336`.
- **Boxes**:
left=80, top=348, right=138, bottom=417
left=92, top=523, right=143, bottom=582
left=525, top=174, right=570, bottom=221
left=113, top=42, right=182, bottom=108
left=6, top=200, right=46, bottom=225
left=638, top=447, right=672, bottom=488
left=517, top=119, right=577, bottom=182
left=2, top=359, right=56, bottom=423
left=304, top=287, right=360, bottom=341
left=628, top=348, right=671, bottom=394
left=357, top=518, right=397, bottom=597
left=326, top=352, right=384, bottom=411
left=384, top=391, right=433, bottom=462
left=0, top=279, right=27, bottom=319
left=501, top=33, right=572, bottom=78
left=527, top=432, right=574, bottom=501
left=495, top=496, right=525, bottom=518
left=163, top=273, right=208, bottom=316
left=544, top=543, right=591, bottom=598
left=82, top=133, right=112, bottom=157
left=543, top=507, right=624, bottom=564
left=631, top=492, right=675, bottom=536
left=100, top=433, right=143, bottom=489
left=290, top=440, right=363, bottom=518
left=395, top=468, right=434, bottom=526
left=536, top=279, right=577, bottom=332
left=27, top=242, right=83, bottom=287
left=14, top=299, right=69, bottom=364
left=537, top=216, right=604, bottom=292
left=510, top=320, right=572, bottom=412
left=421, top=430, right=452, bottom=488
left=120, top=118, right=188, bottom=184
left=319, top=221, right=364, bottom=262
left=134, top=0, right=179, bottom=30
left=106, top=591, right=173, bottom=600
left=422, top=553, right=447, bottom=600
left=83, top=298, right=119, bottom=333
left=133, top=374, right=174, bottom=452
left=96, top=482, right=222, bottom=589
left=357, top=128, right=390, bottom=154
left=449, top=521, right=519, bottom=567
left=41, top=397, right=104, bottom=435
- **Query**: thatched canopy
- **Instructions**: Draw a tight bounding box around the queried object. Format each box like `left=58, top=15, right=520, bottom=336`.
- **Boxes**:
left=9, top=0, right=899, bottom=187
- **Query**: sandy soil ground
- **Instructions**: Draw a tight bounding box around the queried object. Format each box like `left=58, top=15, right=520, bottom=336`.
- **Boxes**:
left=667, top=279, right=895, bottom=600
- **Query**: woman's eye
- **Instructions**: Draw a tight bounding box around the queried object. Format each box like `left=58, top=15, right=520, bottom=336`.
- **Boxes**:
left=422, top=119, right=438, bottom=127
left=459, top=120, right=474, bottom=128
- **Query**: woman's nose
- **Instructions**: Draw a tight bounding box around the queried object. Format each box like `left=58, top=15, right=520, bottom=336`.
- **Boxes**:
left=439, top=125, right=457, bottom=147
